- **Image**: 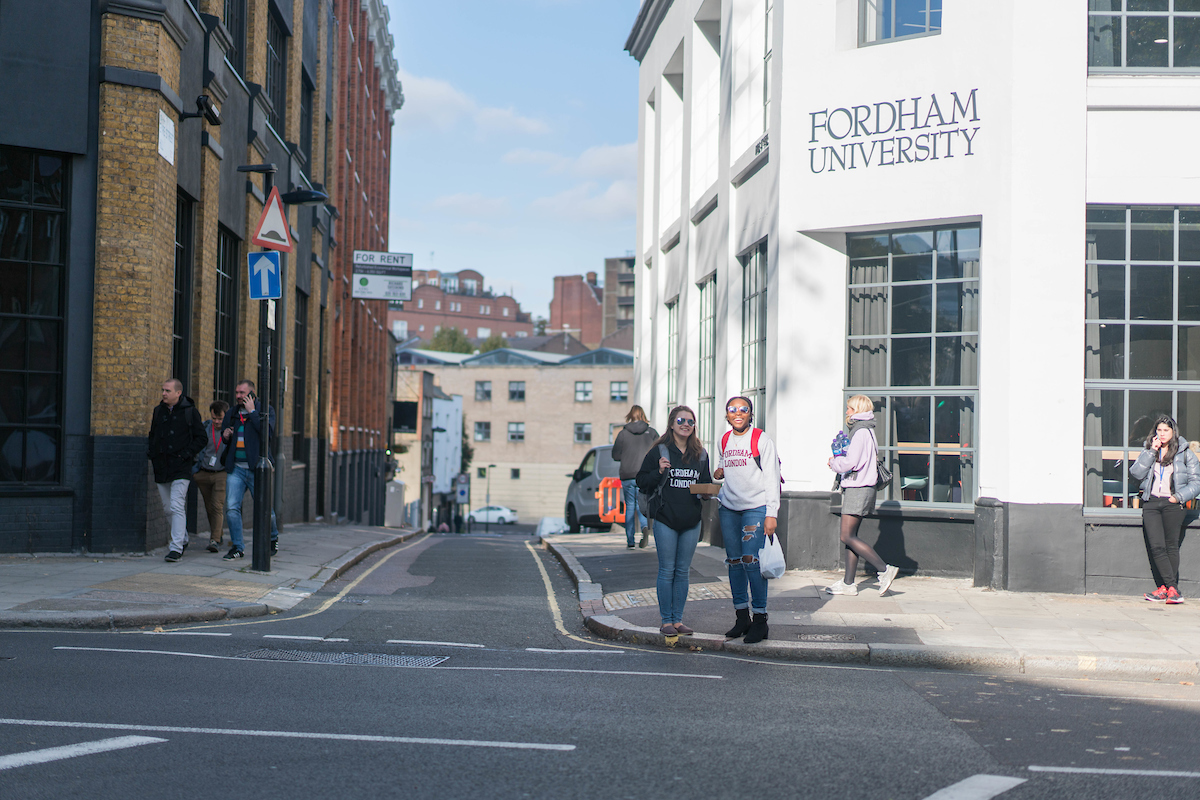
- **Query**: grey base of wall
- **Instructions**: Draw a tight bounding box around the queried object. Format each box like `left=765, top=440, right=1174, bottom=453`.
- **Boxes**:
left=698, top=491, right=1195, bottom=596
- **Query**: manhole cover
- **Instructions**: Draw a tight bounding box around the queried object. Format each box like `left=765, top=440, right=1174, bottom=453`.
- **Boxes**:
left=798, top=633, right=856, bottom=642
left=242, top=649, right=447, bottom=667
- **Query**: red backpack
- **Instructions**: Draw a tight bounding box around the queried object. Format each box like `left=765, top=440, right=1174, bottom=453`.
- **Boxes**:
left=720, top=428, right=785, bottom=485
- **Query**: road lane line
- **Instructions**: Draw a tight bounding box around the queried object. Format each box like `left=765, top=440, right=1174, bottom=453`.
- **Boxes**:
left=525, top=648, right=620, bottom=653
left=920, top=774, right=1026, bottom=799
left=1058, top=693, right=1200, bottom=703
left=0, top=736, right=167, bottom=771
left=54, top=646, right=719, bottom=678
left=1028, top=765, right=1200, bottom=778
left=264, top=635, right=349, bottom=642
left=387, top=639, right=484, bottom=648
left=140, top=631, right=231, bottom=636
left=523, top=539, right=631, bottom=652
left=0, top=719, right=573, bottom=752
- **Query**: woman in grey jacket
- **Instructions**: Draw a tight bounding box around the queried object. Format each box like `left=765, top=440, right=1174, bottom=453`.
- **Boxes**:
left=1130, top=415, right=1200, bottom=604
left=612, top=405, right=659, bottom=549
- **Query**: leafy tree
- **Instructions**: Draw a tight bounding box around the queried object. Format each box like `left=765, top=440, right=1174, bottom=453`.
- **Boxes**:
left=461, top=413, right=474, bottom=474
left=428, top=326, right=473, bottom=353
left=479, top=334, right=507, bottom=353
left=534, top=316, right=548, bottom=336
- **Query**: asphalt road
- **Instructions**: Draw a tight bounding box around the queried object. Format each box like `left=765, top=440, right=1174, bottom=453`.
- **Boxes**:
left=2, top=530, right=1200, bottom=799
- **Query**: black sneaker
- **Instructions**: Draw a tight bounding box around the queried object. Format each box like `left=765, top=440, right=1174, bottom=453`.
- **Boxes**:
left=165, top=550, right=182, bottom=563
left=206, top=541, right=220, bottom=553
left=182, top=540, right=189, bottom=552
left=270, top=539, right=278, bottom=555
left=223, top=547, right=244, bottom=560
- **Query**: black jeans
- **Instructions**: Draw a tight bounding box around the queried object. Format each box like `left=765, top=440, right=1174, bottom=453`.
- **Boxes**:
left=1142, top=496, right=1186, bottom=589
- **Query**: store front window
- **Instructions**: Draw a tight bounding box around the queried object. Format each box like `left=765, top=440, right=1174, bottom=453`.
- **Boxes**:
left=1089, top=1, right=1200, bottom=71
left=846, top=225, right=980, bottom=504
left=1084, top=205, right=1200, bottom=509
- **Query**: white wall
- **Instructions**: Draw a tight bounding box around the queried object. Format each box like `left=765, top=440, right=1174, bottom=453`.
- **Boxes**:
left=431, top=395, right=462, bottom=495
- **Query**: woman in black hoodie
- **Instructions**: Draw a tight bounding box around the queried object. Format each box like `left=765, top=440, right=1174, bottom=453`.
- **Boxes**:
left=637, top=406, right=713, bottom=636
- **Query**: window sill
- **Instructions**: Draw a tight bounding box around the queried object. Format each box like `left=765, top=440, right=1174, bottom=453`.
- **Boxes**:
left=832, top=499, right=977, bottom=521
left=858, top=30, right=940, bottom=48
left=690, top=182, right=718, bottom=225
left=731, top=136, right=769, bottom=188
left=1087, top=73, right=1200, bottom=110
left=659, top=218, right=681, bottom=253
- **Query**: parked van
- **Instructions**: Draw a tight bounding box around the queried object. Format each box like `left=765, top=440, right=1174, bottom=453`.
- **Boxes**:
left=564, top=445, right=621, bottom=533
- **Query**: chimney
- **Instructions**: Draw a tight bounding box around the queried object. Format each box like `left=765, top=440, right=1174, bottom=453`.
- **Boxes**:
left=586, top=271, right=597, bottom=285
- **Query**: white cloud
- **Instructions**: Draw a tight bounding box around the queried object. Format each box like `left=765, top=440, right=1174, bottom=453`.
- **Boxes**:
left=397, top=69, right=548, bottom=137
left=432, top=193, right=511, bottom=218
left=503, top=142, right=636, bottom=182
left=529, top=179, right=637, bottom=222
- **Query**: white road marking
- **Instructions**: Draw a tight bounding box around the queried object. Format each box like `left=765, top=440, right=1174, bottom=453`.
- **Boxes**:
left=1028, top=765, right=1200, bottom=778
left=387, top=639, right=484, bottom=648
left=525, top=648, right=620, bottom=653
left=264, top=635, right=349, bottom=642
left=0, top=719, right=572, bottom=752
left=54, top=646, right=718, bottom=678
left=139, top=631, right=231, bottom=637
left=0, top=735, right=167, bottom=771
left=920, top=774, right=1026, bottom=799
left=1058, top=693, right=1200, bottom=703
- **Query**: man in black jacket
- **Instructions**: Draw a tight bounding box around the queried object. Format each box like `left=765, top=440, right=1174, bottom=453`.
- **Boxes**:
left=148, top=379, right=207, bottom=562
left=218, top=379, right=279, bottom=559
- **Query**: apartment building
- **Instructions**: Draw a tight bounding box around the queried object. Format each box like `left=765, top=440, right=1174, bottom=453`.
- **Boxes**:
left=387, top=268, right=534, bottom=343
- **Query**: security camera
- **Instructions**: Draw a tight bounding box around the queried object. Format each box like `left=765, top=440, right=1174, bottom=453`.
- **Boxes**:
left=180, top=94, right=221, bottom=126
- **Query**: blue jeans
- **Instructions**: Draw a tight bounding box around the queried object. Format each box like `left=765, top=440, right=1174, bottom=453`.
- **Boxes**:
left=653, top=519, right=700, bottom=624
left=719, top=505, right=768, bottom=614
left=622, top=480, right=646, bottom=547
left=225, top=464, right=278, bottom=550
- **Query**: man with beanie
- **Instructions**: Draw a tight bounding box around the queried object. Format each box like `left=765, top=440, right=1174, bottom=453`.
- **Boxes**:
left=611, top=405, right=659, bottom=549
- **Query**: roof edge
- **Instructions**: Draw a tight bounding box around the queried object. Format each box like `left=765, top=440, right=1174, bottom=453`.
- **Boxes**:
left=624, top=0, right=674, bottom=63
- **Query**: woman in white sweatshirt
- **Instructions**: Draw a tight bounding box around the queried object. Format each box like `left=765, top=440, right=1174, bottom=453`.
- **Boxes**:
left=712, top=396, right=780, bottom=643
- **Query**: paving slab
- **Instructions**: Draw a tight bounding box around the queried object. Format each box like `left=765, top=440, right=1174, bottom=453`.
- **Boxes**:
left=542, top=530, right=1200, bottom=680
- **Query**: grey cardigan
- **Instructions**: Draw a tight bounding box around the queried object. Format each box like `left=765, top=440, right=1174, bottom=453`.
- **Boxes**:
left=1129, top=437, right=1200, bottom=502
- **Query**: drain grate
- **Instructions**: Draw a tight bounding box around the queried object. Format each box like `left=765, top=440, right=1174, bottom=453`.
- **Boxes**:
left=340, top=596, right=370, bottom=605
left=242, top=649, right=447, bottom=667
left=798, top=633, right=856, bottom=642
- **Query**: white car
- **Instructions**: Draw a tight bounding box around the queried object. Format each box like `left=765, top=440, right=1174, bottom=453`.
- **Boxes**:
left=468, top=505, right=518, bottom=525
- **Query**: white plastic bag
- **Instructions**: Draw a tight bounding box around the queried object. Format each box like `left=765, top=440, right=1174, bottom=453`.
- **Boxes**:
left=758, top=533, right=786, bottom=579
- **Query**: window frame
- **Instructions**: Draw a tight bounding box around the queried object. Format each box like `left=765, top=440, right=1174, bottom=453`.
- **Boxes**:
left=292, top=289, right=308, bottom=464
left=475, top=380, right=492, bottom=402
left=574, top=381, right=593, bottom=403
left=859, top=0, right=942, bottom=47
left=474, top=421, right=491, bottom=442
left=574, top=422, right=593, bottom=445
left=507, top=421, right=525, bottom=442
left=1089, top=1, right=1200, bottom=73
left=265, top=11, right=287, bottom=132
left=213, top=227, right=239, bottom=405
left=741, top=241, right=768, bottom=418
left=697, top=275, right=717, bottom=452
left=508, top=381, right=525, bottom=402
left=610, top=380, right=629, bottom=403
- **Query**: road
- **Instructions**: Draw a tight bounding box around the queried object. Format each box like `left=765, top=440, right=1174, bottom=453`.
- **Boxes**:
left=2, top=530, right=1199, bottom=799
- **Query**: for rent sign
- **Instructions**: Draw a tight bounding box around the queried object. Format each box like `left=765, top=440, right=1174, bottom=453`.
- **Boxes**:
left=351, top=250, right=413, bottom=301
left=808, top=89, right=980, bottom=174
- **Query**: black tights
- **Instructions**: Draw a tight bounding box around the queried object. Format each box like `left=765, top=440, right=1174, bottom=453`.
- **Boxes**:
left=841, top=513, right=887, bottom=584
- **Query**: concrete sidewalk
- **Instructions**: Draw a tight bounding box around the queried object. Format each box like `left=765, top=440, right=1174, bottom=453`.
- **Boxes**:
left=543, top=531, right=1200, bottom=680
left=0, top=523, right=418, bottom=629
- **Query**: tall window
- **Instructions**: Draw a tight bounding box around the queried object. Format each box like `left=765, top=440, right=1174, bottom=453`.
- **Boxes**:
left=223, top=0, right=246, bottom=77
left=846, top=225, right=980, bottom=505
left=474, top=421, right=490, bottom=442
left=763, top=0, right=774, bottom=132
left=213, top=228, right=238, bottom=404
left=697, top=276, right=717, bottom=451
left=861, top=0, right=942, bottom=45
left=1089, top=1, right=1200, bottom=71
left=731, top=0, right=769, bottom=154
left=299, top=76, right=314, bottom=175
left=293, top=290, right=308, bottom=464
left=265, top=13, right=287, bottom=131
left=1084, top=205, right=1200, bottom=508
left=666, top=299, right=679, bottom=415
left=741, top=242, right=767, bottom=417
left=173, top=191, right=194, bottom=391
left=0, top=147, right=66, bottom=483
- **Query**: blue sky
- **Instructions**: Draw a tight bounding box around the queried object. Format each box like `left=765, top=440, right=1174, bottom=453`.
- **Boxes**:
left=383, top=0, right=643, bottom=320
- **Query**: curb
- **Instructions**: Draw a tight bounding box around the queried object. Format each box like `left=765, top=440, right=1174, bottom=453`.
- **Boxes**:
left=541, top=536, right=1200, bottom=679
left=0, top=529, right=420, bottom=630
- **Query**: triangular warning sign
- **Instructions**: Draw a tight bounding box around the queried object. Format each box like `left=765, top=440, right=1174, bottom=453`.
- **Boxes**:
left=251, top=186, right=294, bottom=253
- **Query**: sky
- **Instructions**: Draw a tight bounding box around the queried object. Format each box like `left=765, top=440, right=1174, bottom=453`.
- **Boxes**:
left=383, top=0, right=644, bottom=321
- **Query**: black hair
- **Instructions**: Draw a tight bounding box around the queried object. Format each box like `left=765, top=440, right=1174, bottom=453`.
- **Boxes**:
left=1145, top=415, right=1181, bottom=465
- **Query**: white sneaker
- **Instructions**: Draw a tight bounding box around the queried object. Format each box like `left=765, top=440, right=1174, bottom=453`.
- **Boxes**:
left=878, top=564, right=899, bottom=595
left=825, top=580, right=858, bottom=596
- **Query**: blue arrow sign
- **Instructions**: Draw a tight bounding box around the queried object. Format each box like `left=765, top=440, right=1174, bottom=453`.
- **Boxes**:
left=247, top=251, right=282, bottom=300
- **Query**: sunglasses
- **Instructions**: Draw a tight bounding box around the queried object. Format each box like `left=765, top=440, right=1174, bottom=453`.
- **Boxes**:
left=674, top=417, right=696, bottom=427
left=726, top=406, right=750, bottom=414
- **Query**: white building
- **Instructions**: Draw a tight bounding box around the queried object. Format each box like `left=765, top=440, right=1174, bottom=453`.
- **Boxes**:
left=431, top=395, right=463, bottom=497
left=626, top=0, right=1200, bottom=594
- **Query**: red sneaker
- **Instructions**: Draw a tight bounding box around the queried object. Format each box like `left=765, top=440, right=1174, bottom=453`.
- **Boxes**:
left=1145, top=585, right=1169, bottom=602
left=1166, top=586, right=1185, bottom=605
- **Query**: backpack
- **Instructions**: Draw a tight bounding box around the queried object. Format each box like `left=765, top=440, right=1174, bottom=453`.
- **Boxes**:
left=720, top=428, right=785, bottom=485
left=638, top=443, right=709, bottom=521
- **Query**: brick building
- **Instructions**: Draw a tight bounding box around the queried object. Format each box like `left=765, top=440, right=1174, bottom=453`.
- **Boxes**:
left=601, top=256, right=637, bottom=348
left=328, top=0, right=403, bottom=525
left=0, top=0, right=400, bottom=553
left=387, top=269, right=534, bottom=343
left=549, top=272, right=604, bottom=349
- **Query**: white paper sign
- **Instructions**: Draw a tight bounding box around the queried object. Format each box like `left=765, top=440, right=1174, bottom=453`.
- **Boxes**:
left=158, top=109, right=175, bottom=165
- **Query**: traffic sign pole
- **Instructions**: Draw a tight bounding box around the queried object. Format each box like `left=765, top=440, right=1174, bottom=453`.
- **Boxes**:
left=251, top=169, right=276, bottom=574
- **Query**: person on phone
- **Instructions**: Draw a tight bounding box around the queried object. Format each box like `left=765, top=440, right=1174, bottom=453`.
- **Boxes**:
left=1130, top=415, right=1200, bottom=604
left=194, top=400, right=230, bottom=552
left=636, top=406, right=712, bottom=636
left=147, top=379, right=207, bottom=563
left=825, top=395, right=899, bottom=597
left=713, top=396, right=780, bottom=643
left=219, top=379, right=279, bottom=559
left=611, top=405, right=659, bottom=549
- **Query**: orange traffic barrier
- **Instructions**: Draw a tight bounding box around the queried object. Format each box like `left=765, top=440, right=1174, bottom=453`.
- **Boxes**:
left=597, top=476, right=626, bottom=523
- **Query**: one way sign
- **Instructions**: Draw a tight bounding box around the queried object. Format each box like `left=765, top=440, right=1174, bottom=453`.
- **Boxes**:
left=247, top=251, right=282, bottom=300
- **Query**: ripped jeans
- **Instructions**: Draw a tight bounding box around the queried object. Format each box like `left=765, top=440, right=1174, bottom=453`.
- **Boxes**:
left=719, top=504, right=768, bottom=614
